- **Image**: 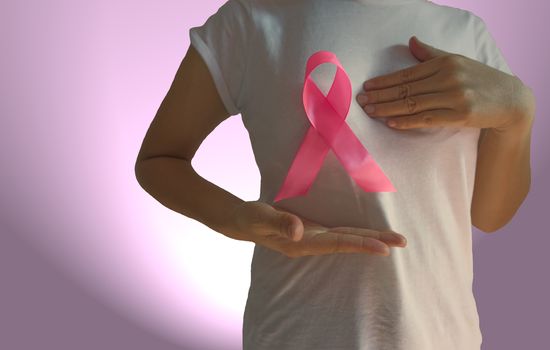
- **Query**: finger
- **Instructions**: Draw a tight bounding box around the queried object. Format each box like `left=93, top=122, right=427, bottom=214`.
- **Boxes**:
left=362, top=91, right=455, bottom=119
left=264, top=206, right=303, bottom=240
left=386, top=108, right=465, bottom=129
left=357, top=70, right=446, bottom=106
left=302, top=231, right=391, bottom=256
left=331, top=227, right=407, bottom=247
left=362, top=59, right=441, bottom=91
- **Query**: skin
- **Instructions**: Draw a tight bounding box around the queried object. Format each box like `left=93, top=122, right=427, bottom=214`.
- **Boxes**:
left=355, top=36, right=535, bottom=232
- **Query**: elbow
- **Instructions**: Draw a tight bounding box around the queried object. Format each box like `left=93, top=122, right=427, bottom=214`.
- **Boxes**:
left=134, top=158, right=150, bottom=188
left=134, top=152, right=155, bottom=183
left=473, top=222, right=503, bottom=234
left=134, top=159, right=143, bottom=181
left=134, top=166, right=142, bottom=186
left=472, top=186, right=531, bottom=234
left=472, top=210, right=510, bottom=234
left=473, top=212, right=516, bottom=234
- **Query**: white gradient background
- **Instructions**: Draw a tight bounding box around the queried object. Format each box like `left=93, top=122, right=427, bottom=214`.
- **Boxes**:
left=1, top=1, right=548, bottom=349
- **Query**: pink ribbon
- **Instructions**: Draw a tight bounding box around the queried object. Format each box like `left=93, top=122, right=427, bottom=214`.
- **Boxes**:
left=273, top=50, right=396, bottom=203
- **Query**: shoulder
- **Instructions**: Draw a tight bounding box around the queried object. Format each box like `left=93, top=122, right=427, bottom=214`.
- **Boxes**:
left=423, top=1, right=480, bottom=27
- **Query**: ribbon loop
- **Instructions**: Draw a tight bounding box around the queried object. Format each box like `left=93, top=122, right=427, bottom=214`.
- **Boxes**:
left=274, top=51, right=396, bottom=203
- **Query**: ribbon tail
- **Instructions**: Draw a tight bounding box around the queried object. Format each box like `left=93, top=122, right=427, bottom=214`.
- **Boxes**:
left=349, top=154, right=396, bottom=192
left=273, top=126, right=329, bottom=202
left=331, top=121, right=396, bottom=192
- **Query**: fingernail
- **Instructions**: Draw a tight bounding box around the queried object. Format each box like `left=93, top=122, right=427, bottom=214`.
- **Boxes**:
left=357, top=94, right=369, bottom=104
left=287, top=222, right=296, bottom=239
left=365, top=105, right=375, bottom=113
left=393, top=236, right=406, bottom=246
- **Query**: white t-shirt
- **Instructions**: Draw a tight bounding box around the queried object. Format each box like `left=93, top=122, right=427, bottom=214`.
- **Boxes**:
left=189, top=0, right=514, bottom=349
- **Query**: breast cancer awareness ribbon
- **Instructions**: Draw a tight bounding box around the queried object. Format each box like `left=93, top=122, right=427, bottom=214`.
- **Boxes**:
left=273, top=50, right=396, bottom=203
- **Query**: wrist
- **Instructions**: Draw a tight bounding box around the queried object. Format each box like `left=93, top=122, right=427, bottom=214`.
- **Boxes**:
left=494, top=77, right=535, bottom=134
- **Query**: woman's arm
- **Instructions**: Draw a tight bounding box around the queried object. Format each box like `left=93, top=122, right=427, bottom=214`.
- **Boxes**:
left=471, top=78, right=535, bottom=233
left=134, top=44, right=244, bottom=238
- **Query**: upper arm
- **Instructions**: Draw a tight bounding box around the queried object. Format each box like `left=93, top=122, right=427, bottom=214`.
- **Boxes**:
left=135, top=43, right=231, bottom=164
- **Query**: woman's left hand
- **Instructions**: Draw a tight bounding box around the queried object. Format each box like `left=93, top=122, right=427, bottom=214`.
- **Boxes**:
left=356, top=36, right=534, bottom=132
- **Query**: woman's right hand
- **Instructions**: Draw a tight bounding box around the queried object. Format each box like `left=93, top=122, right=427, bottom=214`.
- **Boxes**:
left=227, top=200, right=407, bottom=258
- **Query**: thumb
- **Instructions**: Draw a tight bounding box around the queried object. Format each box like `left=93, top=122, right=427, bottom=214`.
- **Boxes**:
left=270, top=206, right=303, bottom=240
left=409, top=35, right=447, bottom=62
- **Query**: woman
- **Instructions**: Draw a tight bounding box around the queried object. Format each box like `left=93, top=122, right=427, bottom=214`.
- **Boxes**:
left=135, top=0, right=535, bottom=348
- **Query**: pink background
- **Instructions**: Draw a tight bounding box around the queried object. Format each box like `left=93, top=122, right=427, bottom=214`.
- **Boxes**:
left=1, top=0, right=548, bottom=349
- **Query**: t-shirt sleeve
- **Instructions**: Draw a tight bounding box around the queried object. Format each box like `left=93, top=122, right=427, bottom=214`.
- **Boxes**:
left=188, top=0, right=253, bottom=116
left=473, top=15, right=514, bottom=76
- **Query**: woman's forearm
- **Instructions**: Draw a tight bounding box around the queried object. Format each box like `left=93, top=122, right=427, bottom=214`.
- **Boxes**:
left=471, top=82, right=535, bottom=233
left=135, top=156, right=245, bottom=239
